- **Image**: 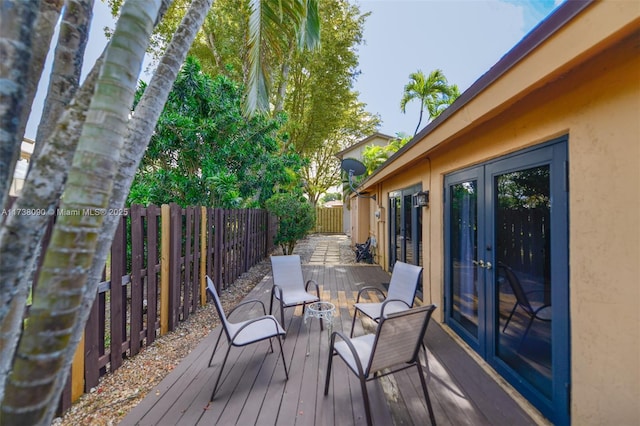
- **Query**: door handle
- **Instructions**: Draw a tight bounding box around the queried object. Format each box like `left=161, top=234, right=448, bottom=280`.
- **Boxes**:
left=472, top=260, right=492, bottom=269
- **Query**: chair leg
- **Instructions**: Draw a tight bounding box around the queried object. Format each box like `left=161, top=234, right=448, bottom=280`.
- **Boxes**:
left=208, top=329, right=224, bottom=367
left=416, top=361, right=436, bottom=425
left=211, top=344, right=232, bottom=401
left=277, top=335, right=289, bottom=379
left=314, top=287, right=324, bottom=331
left=350, top=309, right=359, bottom=337
left=359, top=376, right=373, bottom=426
left=420, top=342, right=431, bottom=383
left=503, top=303, right=519, bottom=332
left=279, top=301, right=286, bottom=335
left=324, top=345, right=334, bottom=395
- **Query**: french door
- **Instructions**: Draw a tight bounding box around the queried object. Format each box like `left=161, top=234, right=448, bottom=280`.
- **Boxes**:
left=389, top=185, right=423, bottom=293
left=444, top=138, right=570, bottom=424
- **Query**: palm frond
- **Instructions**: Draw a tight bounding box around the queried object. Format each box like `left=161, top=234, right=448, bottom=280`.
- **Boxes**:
left=244, top=0, right=320, bottom=117
left=246, top=0, right=270, bottom=114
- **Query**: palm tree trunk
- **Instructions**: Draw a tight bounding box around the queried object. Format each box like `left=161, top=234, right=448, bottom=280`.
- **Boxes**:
left=0, top=1, right=39, bottom=210
left=414, top=102, right=424, bottom=136
left=15, top=0, right=65, bottom=168
left=0, top=57, right=100, bottom=406
left=31, top=0, right=94, bottom=164
left=43, top=0, right=214, bottom=420
left=0, top=1, right=161, bottom=423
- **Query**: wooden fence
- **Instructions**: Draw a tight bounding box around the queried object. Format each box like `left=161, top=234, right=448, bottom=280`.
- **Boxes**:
left=41, top=204, right=278, bottom=413
left=311, top=206, right=343, bottom=234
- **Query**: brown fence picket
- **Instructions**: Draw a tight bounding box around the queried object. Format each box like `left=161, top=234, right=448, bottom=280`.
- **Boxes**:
left=130, top=205, right=143, bottom=356
left=184, top=207, right=193, bottom=322
left=191, top=207, right=201, bottom=313
left=169, top=203, right=181, bottom=330
left=214, top=208, right=223, bottom=291
left=109, top=214, right=126, bottom=372
left=146, top=204, right=159, bottom=344
left=85, top=280, right=100, bottom=390
left=206, top=208, right=214, bottom=284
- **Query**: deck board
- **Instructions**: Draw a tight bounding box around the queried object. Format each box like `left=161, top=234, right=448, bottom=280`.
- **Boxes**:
left=121, top=264, right=538, bottom=426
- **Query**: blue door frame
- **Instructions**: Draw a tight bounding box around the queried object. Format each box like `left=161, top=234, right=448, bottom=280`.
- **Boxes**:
left=444, top=137, right=570, bottom=425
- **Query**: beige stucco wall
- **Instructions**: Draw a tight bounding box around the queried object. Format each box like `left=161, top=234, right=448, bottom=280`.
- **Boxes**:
left=360, top=3, right=639, bottom=424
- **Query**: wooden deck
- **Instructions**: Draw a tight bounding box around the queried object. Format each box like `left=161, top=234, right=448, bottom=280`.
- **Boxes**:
left=121, top=264, right=538, bottom=426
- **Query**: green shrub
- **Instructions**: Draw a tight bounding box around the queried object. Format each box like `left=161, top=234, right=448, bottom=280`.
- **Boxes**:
left=266, top=193, right=315, bottom=255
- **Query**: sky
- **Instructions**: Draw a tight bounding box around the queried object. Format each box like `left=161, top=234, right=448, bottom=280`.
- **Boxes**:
left=25, top=0, right=563, bottom=141
left=352, top=0, right=563, bottom=137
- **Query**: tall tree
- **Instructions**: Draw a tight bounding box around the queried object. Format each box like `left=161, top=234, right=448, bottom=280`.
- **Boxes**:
left=0, top=0, right=319, bottom=423
left=400, top=68, right=459, bottom=136
left=284, top=0, right=379, bottom=202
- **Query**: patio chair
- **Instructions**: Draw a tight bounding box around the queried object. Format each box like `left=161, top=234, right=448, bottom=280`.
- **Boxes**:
left=269, top=255, right=322, bottom=331
left=350, top=261, right=422, bottom=337
left=325, top=303, right=438, bottom=426
left=499, top=262, right=551, bottom=345
left=205, top=276, right=288, bottom=400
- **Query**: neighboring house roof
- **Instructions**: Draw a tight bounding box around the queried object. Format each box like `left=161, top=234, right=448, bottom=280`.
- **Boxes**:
left=334, top=132, right=395, bottom=160
left=359, top=0, right=598, bottom=189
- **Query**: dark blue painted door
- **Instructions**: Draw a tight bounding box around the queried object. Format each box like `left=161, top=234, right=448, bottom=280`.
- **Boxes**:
left=444, top=138, right=570, bottom=425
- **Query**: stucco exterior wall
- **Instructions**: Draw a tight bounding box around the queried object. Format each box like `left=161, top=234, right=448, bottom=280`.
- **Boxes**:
left=429, top=35, right=638, bottom=424
left=361, top=7, right=639, bottom=424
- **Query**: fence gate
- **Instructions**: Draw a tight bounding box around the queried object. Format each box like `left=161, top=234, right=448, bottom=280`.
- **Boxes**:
left=312, top=207, right=343, bottom=234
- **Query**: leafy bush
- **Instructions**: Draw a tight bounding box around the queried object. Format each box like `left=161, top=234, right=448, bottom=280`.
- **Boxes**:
left=266, top=193, right=316, bottom=255
left=128, top=57, right=304, bottom=208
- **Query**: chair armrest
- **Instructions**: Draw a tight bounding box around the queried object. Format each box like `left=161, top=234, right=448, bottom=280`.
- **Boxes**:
left=306, top=279, right=322, bottom=300
left=380, top=299, right=411, bottom=318
left=230, top=314, right=283, bottom=342
left=305, top=279, right=320, bottom=293
left=329, top=330, right=367, bottom=377
left=228, top=299, right=267, bottom=318
left=272, top=284, right=284, bottom=301
left=355, top=286, right=386, bottom=303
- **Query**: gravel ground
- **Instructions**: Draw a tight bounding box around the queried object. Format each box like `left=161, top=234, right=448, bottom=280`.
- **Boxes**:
left=54, top=235, right=355, bottom=426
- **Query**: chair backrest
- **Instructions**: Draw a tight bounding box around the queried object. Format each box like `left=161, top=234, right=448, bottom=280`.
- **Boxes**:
left=386, top=261, right=423, bottom=306
left=498, top=263, right=533, bottom=313
left=367, top=304, right=436, bottom=375
left=206, top=276, right=232, bottom=340
left=270, top=255, right=305, bottom=291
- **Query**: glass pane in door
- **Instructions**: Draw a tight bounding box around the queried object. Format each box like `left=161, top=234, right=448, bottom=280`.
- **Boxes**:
left=394, top=197, right=401, bottom=264
left=450, top=181, right=479, bottom=337
left=495, top=166, right=552, bottom=398
left=404, top=194, right=413, bottom=264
